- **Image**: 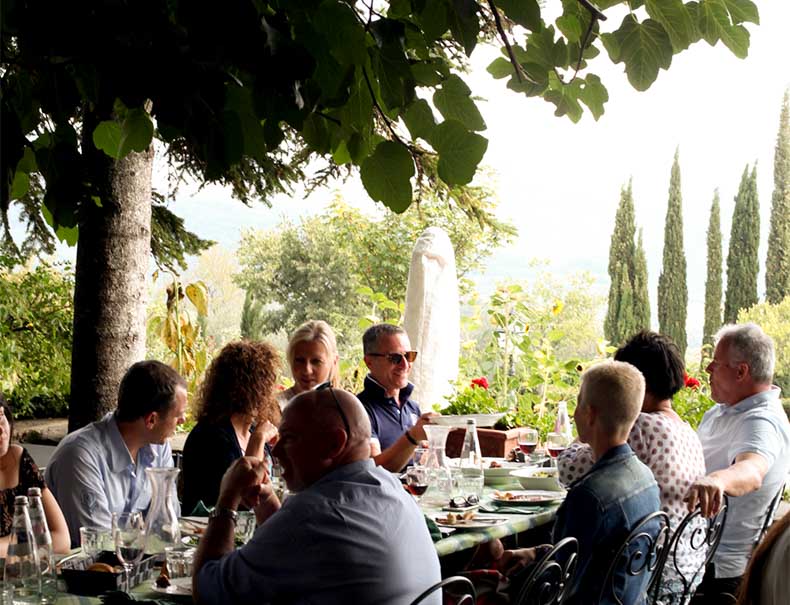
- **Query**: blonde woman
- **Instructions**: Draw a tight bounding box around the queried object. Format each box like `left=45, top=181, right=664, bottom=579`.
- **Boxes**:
left=279, top=320, right=340, bottom=408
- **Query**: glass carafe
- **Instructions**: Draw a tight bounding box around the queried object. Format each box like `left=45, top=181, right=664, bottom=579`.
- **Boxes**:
left=144, top=468, right=181, bottom=558
left=421, top=425, right=452, bottom=506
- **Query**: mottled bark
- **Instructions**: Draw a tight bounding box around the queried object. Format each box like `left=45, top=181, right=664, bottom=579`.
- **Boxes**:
left=68, top=114, right=153, bottom=431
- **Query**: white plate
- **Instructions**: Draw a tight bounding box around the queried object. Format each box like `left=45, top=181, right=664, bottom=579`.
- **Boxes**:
left=434, top=515, right=508, bottom=530
left=152, top=576, right=192, bottom=596
left=431, top=413, right=506, bottom=428
left=483, top=460, right=533, bottom=478
left=491, top=490, right=566, bottom=505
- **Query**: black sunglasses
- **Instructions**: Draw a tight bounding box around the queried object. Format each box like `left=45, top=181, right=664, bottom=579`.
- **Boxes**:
left=449, top=494, right=480, bottom=509
left=315, top=381, right=351, bottom=437
left=368, top=351, right=418, bottom=365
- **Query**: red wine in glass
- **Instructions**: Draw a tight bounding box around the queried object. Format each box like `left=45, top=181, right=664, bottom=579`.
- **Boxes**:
left=519, top=442, right=538, bottom=454
left=547, top=446, right=566, bottom=458
left=407, top=484, right=428, bottom=496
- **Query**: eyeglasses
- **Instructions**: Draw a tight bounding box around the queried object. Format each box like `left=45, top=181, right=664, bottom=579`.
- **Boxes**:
left=315, top=381, right=351, bottom=437
left=368, top=351, right=418, bottom=365
left=449, top=494, right=480, bottom=509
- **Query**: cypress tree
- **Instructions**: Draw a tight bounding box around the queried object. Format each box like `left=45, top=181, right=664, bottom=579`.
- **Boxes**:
left=605, top=180, right=637, bottom=344
left=614, top=262, right=635, bottom=344
left=633, top=229, right=651, bottom=331
left=703, top=190, right=723, bottom=350
left=766, top=91, right=790, bottom=303
left=725, top=165, right=761, bottom=322
left=240, top=290, right=266, bottom=340
left=658, top=150, right=688, bottom=356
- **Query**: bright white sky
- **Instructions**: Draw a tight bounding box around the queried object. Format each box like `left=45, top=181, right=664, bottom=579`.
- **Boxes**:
left=26, top=2, right=790, bottom=348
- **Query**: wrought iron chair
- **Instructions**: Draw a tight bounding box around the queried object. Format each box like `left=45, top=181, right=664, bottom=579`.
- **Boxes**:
left=410, top=576, right=476, bottom=605
left=754, top=483, right=785, bottom=549
left=599, top=510, right=672, bottom=605
left=512, top=537, right=578, bottom=605
left=649, top=497, right=729, bottom=605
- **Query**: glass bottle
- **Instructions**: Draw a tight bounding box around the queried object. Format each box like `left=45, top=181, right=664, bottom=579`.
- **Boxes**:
left=458, top=419, right=484, bottom=500
left=421, top=424, right=452, bottom=506
left=143, top=467, right=181, bottom=559
left=27, top=488, right=56, bottom=604
left=554, top=401, right=573, bottom=441
left=3, top=496, right=40, bottom=604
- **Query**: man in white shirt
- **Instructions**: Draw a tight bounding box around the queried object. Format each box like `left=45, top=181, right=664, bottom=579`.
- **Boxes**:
left=45, top=360, right=186, bottom=545
left=686, top=323, right=790, bottom=603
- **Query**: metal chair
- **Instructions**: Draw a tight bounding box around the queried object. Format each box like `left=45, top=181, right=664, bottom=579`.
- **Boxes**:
left=513, top=537, right=578, bottom=605
left=649, top=498, right=729, bottom=605
left=410, top=576, right=476, bottom=605
left=599, top=510, right=672, bottom=605
left=754, top=483, right=785, bottom=549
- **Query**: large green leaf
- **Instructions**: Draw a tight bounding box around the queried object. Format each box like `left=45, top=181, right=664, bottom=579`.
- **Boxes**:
left=225, top=86, right=268, bottom=162
left=722, top=0, right=759, bottom=24
left=431, top=120, right=488, bottom=186
left=92, top=107, right=153, bottom=160
left=645, top=0, right=696, bottom=52
left=447, top=0, right=480, bottom=57
left=314, top=1, right=368, bottom=65
left=360, top=141, right=414, bottom=213
left=611, top=14, right=674, bottom=91
left=556, top=14, right=583, bottom=45
left=544, top=74, right=584, bottom=123
left=433, top=74, right=486, bottom=131
left=417, top=0, right=450, bottom=42
left=698, top=0, right=750, bottom=57
left=487, top=57, right=515, bottom=79
left=403, top=99, right=436, bottom=142
left=497, top=0, right=541, bottom=31
left=578, top=74, right=609, bottom=120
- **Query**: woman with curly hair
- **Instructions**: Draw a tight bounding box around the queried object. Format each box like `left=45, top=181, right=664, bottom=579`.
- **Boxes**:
left=181, top=340, right=281, bottom=514
left=278, top=320, right=340, bottom=409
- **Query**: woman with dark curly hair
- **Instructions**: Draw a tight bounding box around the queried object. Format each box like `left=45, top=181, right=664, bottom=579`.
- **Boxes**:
left=181, top=340, right=281, bottom=514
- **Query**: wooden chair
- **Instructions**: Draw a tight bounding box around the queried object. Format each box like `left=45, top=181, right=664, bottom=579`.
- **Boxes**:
left=649, top=498, right=728, bottom=605
left=513, top=537, right=578, bottom=605
left=410, top=576, right=476, bottom=605
left=599, top=510, right=672, bottom=605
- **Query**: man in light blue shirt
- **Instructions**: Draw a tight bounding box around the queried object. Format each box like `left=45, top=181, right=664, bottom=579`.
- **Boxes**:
left=686, top=323, right=790, bottom=603
left=193, top=387, right=442, bottom=605
left=45, top=361, right=186, bottom=545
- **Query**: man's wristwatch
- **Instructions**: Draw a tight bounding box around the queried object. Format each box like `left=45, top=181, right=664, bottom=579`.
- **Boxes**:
left=208, top=506, right=238, bottom=525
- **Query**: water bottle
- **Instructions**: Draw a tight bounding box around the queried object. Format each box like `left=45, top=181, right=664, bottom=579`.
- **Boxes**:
left=3, top=496, right=40, bottom=604
left=28, top=488, right=56, bottom=604
left=554, top=401, right=573, bottom=441
left=458, top=419, right=484, bottom=500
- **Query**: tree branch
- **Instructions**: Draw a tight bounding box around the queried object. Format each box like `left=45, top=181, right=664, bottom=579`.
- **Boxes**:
left=486, top=0, right=536, bottom=84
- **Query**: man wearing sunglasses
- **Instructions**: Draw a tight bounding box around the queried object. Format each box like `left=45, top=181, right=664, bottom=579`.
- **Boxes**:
left=357, top=323, right=438, bottom=472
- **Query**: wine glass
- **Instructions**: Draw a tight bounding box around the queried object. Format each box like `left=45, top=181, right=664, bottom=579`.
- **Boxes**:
left=517, top=428, right=539, bottom=460
left=405, top=467, right=429, bottom=502
left=546, top=432, right=569, bottom=467
left=113, top=512, right=145, bottom=592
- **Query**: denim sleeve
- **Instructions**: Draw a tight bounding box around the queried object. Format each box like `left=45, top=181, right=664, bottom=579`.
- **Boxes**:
left=728, top=414, right=782, bottom=468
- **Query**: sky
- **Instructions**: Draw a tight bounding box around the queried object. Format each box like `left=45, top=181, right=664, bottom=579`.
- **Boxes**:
left=19, top=2, right=790, bottom=348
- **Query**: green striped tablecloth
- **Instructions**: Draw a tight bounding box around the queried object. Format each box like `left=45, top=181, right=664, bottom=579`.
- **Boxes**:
left=54, top=578, right=177, bottom=604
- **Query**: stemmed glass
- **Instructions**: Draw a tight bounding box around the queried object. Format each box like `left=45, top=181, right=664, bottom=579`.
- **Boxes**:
left=517, top=428, right=539, bottom=460
left=546, top=432, right=569, bottom=467
left=405, top=467, right=429, bottom=502
left=113, top=512, right=145, bottom=592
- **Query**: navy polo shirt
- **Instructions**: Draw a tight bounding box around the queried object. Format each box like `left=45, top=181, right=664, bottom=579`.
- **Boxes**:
left=357, top=375, right=422, bottom=451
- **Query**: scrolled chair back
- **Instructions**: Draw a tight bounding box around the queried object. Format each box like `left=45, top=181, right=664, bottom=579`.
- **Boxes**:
left=650, top=496, right=729, bottom=605
left=409, top=575, right=476, bottom=605
left=755, top=483, right=785, bottom=549
left=513, top=537, right=579, bottom=605
left=600, top=510, right=672, bottom=605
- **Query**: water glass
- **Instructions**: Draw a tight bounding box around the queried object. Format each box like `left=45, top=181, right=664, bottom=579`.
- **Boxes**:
left=164, top=546, right=194, bottom=579
left=0, top=581, right=14, bottom=605
left=234, top=511, right=256, bottom=546
left=80, top=526, right=111, bottom=557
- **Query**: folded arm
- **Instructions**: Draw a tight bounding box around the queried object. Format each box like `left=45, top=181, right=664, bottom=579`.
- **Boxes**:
left=685, top=452, right=768, bottom=517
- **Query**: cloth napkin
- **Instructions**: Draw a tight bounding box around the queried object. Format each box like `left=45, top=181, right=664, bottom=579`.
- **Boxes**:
left=188, top=501, right=214, bottom=516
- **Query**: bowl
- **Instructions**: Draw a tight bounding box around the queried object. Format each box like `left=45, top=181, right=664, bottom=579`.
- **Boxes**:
left=510, top=467, right=564, bottom=491
left=483, top=459, right=528, bottom=486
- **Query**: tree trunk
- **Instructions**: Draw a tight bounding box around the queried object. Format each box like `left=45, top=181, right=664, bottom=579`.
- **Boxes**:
left=68, top=113, right=154, bottom=432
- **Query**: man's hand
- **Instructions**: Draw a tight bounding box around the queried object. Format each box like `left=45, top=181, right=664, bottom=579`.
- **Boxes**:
left=217, top=457, right=267, bottom=511
left=411, top=412, right=440, bottom=441
left=685, top=475, right=726, bottom=517
left=253, top=420, right=279, bottom=445
left=494, top=547, right=539, bottom=576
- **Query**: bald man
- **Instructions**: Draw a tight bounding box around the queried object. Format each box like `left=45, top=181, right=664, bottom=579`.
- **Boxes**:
left=193, top=388, right=441, bottom=605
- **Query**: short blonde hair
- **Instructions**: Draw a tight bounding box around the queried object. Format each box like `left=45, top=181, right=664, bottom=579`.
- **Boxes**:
left=580, top=361, right=645, bottom=434
left=286, top=320, right=340, bottom=386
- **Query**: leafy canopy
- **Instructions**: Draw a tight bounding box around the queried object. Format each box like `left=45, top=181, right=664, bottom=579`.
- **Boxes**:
left=2, top=0, right=761, bottom=243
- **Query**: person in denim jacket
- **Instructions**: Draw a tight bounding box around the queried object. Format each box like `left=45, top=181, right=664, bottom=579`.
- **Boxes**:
left=496, top=361, right=661, bottom=605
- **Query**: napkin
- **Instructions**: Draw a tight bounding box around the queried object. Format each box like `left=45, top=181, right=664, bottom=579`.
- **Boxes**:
left=189, top=501, right=214, bottom=516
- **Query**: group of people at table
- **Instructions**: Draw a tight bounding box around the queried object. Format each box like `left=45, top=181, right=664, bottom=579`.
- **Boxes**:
left=0, top=320, right=788, bottom=605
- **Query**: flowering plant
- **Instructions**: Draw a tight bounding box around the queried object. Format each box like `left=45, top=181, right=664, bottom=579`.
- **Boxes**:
left=684, top=373, right=701, bottom=389
left=471, top=376, right=489, bottom=389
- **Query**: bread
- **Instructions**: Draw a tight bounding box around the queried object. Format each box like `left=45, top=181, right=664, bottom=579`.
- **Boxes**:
left=87, top=562, right=116, bottom=573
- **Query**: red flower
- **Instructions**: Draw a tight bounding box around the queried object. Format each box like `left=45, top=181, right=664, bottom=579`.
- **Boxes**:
left=471, top=377, right=489, bottom=390
left=684, top=373, right=700, bottom=390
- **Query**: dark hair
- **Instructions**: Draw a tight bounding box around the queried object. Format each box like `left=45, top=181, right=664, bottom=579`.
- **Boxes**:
left=197, top=341, right=281, bottom=425
left=116, top=361, right=187, bottom=422
left=362, top=323, right=406, bottom=355
left=614, top=331, right=685, bottom=400
left=0, top=392, right=13, bottom=438
left=736, top=510, right=790, bottom=605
